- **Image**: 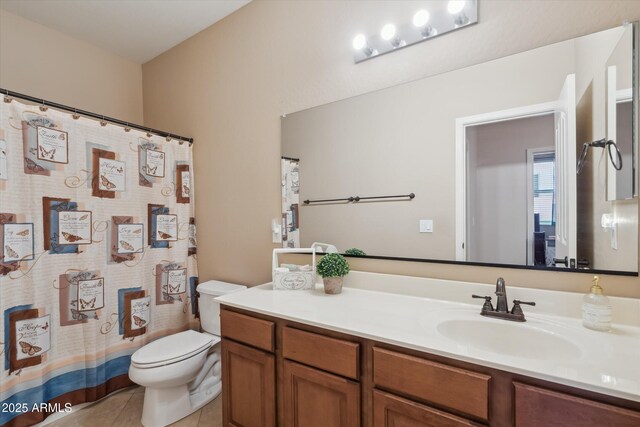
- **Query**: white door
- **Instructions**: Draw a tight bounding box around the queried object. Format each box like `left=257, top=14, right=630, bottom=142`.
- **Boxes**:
left=553, top=74, right=577, bottom=267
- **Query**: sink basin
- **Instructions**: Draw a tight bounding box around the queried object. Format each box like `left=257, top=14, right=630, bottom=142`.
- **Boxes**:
left=437, top=319, right=582, bottom=361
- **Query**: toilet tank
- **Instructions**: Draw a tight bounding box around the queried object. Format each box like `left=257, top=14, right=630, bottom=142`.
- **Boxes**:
left=197, top=280, right=247, bottom=335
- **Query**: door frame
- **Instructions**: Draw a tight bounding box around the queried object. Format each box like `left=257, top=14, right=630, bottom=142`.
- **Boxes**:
left=455, top=101, right=558, bottom=261
left=606, top=66, right=634, bottom=201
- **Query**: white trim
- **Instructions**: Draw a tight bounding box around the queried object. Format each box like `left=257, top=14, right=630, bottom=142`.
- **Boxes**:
left=606, top=69, right=632, bottom=201
left=455, top=101, right=558, bottom=261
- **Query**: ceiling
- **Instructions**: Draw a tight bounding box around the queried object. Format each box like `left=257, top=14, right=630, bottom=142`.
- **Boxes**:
left=0, top=0, right=251, bottom=63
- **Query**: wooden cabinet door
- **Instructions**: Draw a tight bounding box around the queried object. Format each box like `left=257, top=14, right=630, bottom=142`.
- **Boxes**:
left=283, top=360, right=360, bottom=427
left=222, top=339, right=276, bottom=427
left=373, top=390, right=481, bottom=427
left=514, top=382, right=640, bottom=427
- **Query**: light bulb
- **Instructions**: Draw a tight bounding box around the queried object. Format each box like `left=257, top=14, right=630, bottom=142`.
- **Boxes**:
left=413, top=10, right=430, bottom=27
left=448, top=0, right=466, bottom=15
left=381, top=23, right=396, bottom=41
left=352, top=34, right=366, bottom=50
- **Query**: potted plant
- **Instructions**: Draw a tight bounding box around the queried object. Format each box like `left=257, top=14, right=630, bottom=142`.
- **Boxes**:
left=316, top=253, right=350, bottom=294
left=344, top=248, right=367, bottom=256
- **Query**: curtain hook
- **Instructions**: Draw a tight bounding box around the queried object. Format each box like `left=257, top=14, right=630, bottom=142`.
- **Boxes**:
left=179, top=138, right=185, bottom=145
left=72, top=108, right=80, bottom=120
left=166, top=134, right=172, bottom=142
left=3, top=90, right=12, bottom=103
left=124, top=122, right=131, bottom=132
left=39, top=99, right=48, bottom=112
left=100, top=115, right=107, bottom=127
left=146, top=128, right=152, bottom=138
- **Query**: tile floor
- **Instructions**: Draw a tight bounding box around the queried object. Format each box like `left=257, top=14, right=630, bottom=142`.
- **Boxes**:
left=48, top=386, right=222, bottom=427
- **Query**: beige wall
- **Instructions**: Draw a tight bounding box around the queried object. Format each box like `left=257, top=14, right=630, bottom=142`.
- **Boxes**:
left=142, top=0, right=640, bottom=297
left=0, top=10, right=143, bottom=123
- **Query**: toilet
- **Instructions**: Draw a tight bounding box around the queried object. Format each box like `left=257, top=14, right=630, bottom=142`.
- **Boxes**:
left=129, top=280, right=246, bottom=427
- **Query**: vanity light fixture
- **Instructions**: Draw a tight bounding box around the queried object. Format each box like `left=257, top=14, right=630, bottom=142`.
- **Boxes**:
left=352, top=34, right=366, bottom=50
left=413, top=10, right=436, bottom=38
left=352, top=0, right=478, bottom=63
left=381, top=23, right=405, bottom=48
left=352, top=34, right=377, bottom=57
left=448, top=0, right=470, bottom=27
left=447, top=0, right=465, bottom=14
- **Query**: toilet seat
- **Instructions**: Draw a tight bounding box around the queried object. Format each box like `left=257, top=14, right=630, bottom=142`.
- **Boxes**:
left=131, top=330, right=220, bottom=369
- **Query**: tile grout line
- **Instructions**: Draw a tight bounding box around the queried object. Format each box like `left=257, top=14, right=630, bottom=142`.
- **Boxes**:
left=193, top=407, right=203, bottom=427
left=110, top=391, right=135, bottom=427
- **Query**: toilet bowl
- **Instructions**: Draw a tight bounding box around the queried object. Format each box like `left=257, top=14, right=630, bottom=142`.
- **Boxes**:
left=128, top=280, right=246, bottom=427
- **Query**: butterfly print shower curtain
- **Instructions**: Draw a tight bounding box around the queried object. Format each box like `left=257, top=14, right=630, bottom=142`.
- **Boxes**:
left=0, top=98, right=199, bottom=427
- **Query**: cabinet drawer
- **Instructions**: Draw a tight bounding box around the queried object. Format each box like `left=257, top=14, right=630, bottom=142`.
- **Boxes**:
left=221, top=309, right=275, bottom=352
left=373, top=347, right=490, bottom=421
left=373, top=390, right=481, bottom=427
left=283, top=327, right=359, bottom=380
left=514, top=382, right=640, bottom=427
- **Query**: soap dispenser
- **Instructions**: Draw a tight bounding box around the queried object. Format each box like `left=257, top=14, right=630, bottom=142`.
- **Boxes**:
left=582, top=276, right=612, bottom=331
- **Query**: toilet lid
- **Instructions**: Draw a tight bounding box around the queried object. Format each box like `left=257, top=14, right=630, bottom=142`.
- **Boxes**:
left=131, top=330, right=216, bottom=367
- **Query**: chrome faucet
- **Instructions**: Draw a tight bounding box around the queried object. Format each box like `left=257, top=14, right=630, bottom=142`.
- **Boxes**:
left=472, top=277, right=536, bottom=322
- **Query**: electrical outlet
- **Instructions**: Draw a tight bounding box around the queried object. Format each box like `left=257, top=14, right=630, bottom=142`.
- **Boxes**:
left=419, top=220, right=433, bottom=233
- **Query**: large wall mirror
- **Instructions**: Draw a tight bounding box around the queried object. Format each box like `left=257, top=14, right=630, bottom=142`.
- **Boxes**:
left=281, top=24, right=638, bottom=275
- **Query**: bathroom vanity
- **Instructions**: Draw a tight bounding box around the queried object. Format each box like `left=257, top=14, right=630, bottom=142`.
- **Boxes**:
left=217, top=274, right=640, bottom=427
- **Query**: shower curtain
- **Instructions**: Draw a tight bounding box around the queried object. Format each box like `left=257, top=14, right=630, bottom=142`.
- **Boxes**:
left=0, top=97, right=199, bottom=427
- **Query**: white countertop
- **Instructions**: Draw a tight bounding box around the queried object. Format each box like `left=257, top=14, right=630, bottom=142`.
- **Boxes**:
left=215, top=273, right=640, bottom=403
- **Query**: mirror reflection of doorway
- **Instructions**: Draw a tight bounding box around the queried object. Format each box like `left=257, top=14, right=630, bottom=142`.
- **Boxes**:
left=465, top=114, right=556, bottom=266
left=457, top=75, right=576, bottom=267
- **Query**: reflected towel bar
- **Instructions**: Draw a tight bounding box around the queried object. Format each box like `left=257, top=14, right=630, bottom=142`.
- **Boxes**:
left=303, top=193, right=415, bottom=205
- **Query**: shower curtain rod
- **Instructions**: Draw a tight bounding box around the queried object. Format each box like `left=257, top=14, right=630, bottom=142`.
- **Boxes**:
left=1, top=88, right=194, bottom=144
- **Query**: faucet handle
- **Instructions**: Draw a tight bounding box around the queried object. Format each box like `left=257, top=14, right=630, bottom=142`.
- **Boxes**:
left=511, top=299, right=536, bottom=317
left=513, top=299, right=536, bottom=306
left=472, top=295, right=494, bottom=312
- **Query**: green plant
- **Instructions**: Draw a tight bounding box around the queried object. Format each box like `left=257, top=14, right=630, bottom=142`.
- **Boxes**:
left=316, top=253, right=350, bottom=278
left=344, top=248, right=367, bottom=256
